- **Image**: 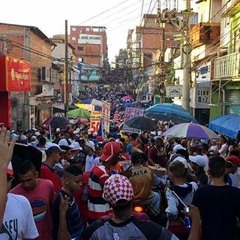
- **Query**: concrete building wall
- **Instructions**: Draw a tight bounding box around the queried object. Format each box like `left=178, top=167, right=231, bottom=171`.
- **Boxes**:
left=0, top=23, right=54, bottom=130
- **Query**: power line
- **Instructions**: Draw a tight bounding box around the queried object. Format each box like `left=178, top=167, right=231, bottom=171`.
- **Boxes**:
left=79, top=0, right=136, bottom=25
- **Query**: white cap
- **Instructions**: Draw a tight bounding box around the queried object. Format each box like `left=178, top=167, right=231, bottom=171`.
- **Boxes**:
left=45, top=142, right=65, bottom=153
left=70, top=141, right=82, bottom=151
left=85, top=141, right=95, bottom=151
left=7, top=161, right=14, bottom=175
left=173, top=144, right=186, bottom=153
left=58, top=138, right=70, bottom=147
left=172, top=156, right=188, bottom=168
left=73, top=128, right=80, bottom=134
left=189, top=155, right=205, bottom=167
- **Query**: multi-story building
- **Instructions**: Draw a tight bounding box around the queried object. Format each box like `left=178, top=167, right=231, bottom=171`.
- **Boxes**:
left=70, top=26, right=108, bottom=67
left=211, top=0, right=240, bottom=119
left=127, top=13, right=181, bottom=103
left=0, top=23, right=60, bottom=130
left=189, top=0, right=221, bottom=125
left=69, top=26, right=108, bottom=89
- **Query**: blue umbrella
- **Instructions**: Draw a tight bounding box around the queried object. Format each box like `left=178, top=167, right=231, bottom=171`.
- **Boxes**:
left=209, top=114, right=240, bottom=139
left=123, top=102, right=134, bottom=108
left=144, top=103, right=197, bottom=124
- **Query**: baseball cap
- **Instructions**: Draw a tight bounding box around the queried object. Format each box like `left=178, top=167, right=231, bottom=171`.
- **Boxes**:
left=189, top=155, right=205, bottom=167
left=173, top=144, right=186, bottom=153
left=103, top=174, right=134, bottom=206
left=172, top=156, right=189, bottom=168
left=58, top=138, right=73, bottom=151
left=73, top=128, right=80, bottom=134
left=7, top=161, right=14, bottom=176
left=85, top=141, right=95, bottom=151
left=70, top=141, right=82, bottom=151
left=96, top=136, right=103, bottom=142
left=227, top=155, right=240, bottom=167
left=58, top=138, right=70, bottom=147
left=45, top=142, right=65, bottom=154
left=100, top=142, right=121, bottom=162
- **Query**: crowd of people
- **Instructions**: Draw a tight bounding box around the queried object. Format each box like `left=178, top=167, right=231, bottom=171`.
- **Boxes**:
left=1, top=118, right=240, bottom=239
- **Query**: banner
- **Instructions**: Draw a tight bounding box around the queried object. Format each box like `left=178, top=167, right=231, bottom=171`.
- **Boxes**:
left=124, top=107, right=144, bottom=122
left=102, top=101, right=111, bottom=134
left=90, top=110, right=101, bottom=133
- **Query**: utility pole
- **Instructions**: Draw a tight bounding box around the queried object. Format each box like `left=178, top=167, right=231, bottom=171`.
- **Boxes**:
left=181, top=0, right=191, bottom=111
left=157, top=0, right=192, bottom=111
left=64, top=20, right=69, bottom=113
left=156, top=1, right=166, bottom=103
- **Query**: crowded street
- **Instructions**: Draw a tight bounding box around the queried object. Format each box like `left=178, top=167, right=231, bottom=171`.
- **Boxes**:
left=1, top=0, right=240, bottom=239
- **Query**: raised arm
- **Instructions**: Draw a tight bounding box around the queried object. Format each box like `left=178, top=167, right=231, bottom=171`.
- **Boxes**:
left=0, top=128, right=16, bottom=228
left=186, top=205, right=202, bottom=240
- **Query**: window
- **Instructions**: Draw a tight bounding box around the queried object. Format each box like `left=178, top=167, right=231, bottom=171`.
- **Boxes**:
left=72, top=27, right=76, bottom=31
left=78, top=46, right=84, bottom=51
left=72, top=37, right=76, bottom=41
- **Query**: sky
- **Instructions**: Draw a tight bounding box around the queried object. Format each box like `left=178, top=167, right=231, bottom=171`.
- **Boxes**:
left=1, top=0, right=196, bottom=62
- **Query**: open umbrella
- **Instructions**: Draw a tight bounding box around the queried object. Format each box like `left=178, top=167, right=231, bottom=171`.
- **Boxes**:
left=162, top=122, right=218, bottom=140
left=209, top=114, right=240, bottom=139
left=144, top=103, right=197, bottom=123
left=121, top=95, right=134, bottom=102
left=66, top=108, right=90, bottom=119
left=124, top=116, right=157, bottom=131
left=123, top=102, right=135, bottom=108
left=42, top=116, right=69, bottom=129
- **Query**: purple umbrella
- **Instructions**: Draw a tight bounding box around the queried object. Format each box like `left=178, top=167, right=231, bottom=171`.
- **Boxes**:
left=162, top=122, right=218, bottom=140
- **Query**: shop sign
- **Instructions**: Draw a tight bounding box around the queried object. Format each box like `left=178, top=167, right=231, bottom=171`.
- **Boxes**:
left=0, top=56, right=31, bottom=92
left=196, top=62, right=211, bottom=82
left=166, top=85, right=182, bottom=97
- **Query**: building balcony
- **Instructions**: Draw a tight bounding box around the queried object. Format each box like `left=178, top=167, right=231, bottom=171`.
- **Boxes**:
left=190, top=22, right=220, bottom=48
left=222, top=0, right=240, bottom=17
left=213, top=52, right=240, bottom=80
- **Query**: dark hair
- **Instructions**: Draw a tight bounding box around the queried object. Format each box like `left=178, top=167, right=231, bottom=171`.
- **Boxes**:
left=38, top=136, right=47, bottom=146
left=208, top=155, right=226, bottom=178
left=131, top=152, right=147, bottom=164
left=18, top=161, right=36, bottom=175
left=113, top=200, right=132, bottom=211
left=176, top=149, right=189, bottom=160
left=119, top=137, right=126, bottom=143
left=70, top=152, right=86, bottom=165
left=229, top=149, right=239, bottom=157
left=64, top=164, right=83, bottom=177
left=131, top=151, right=142, bottom=164
left=168, top=160, right=187, bottom=178
left=130, top=133, right=138, bottom=140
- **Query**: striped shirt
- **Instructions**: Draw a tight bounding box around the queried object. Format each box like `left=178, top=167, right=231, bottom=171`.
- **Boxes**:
left=88, top=165, right=112, bottom=222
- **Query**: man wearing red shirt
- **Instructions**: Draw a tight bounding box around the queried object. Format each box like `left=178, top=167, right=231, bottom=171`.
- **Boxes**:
left=40, top=143, right=65, bottom=193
